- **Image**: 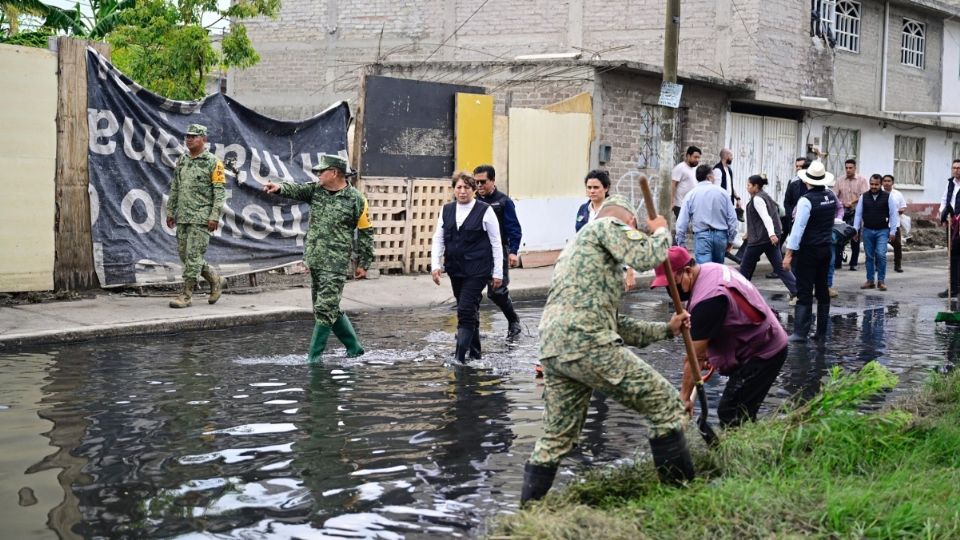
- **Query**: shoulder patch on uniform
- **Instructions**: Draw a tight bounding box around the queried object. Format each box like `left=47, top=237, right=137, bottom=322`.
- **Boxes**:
left=625, top=229, right=643, bottom=240
left=356, top=197, right=372, bottom=229
left=211, top=161, right=225, bottom=184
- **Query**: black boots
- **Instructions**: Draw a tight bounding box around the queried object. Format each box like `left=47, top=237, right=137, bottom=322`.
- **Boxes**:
left=454, top=327, right=480, bottom=363
left=648, top=430, right=695, bottom=485
left=520, top=462, right=558, bottom=505
left=789, top=304, right=812, bottom=342
left=813, top=304, right=831, bottom=342
left=507, top=320, right=522, bottom=340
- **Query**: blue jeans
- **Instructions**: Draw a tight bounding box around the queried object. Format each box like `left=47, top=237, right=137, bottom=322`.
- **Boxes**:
left=827, top=231, right=838, bottom=287
left=694, top=229, right=728, bottom=264
left=862, top=227, right=890, bottom=283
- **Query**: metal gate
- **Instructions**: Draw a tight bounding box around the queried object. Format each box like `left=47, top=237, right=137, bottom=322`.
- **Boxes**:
left=728, top=113, right=799, bottom=208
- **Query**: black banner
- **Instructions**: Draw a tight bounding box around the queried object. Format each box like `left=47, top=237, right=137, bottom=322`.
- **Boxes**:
left=86, top=48, right=350, bottom=287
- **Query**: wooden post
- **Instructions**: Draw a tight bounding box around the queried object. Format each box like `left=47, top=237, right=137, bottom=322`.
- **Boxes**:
left=53, top=38, right=110, bottom=290
left=350, top=68, right=368, bottom=193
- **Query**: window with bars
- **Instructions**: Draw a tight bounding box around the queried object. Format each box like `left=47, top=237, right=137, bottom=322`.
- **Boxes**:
left=811, top=0, right=837, bottom=45
left=635, top=105, right=684, bottom=171
left=894, top=135, right=925, bottom=186
left=901, top=19, right=925, bottom=69
left=834, top=1, right=860, bottom=52
left=823, top=127, right=859, bottom=176
left=952, top=141, right=960, bottom=161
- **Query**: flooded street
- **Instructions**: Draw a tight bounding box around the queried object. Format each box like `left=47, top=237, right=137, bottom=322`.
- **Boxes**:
left=2, top=289, right=959, bottom=539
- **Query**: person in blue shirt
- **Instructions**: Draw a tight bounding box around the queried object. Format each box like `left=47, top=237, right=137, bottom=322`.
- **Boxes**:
left=782, top=160, right=838, bottom=342
left=576, top=169, right=610, bottom=232
left=675, top=164, right=738, bottom=264
left=852, top=174, right=899, bottom=291
left=474, top=164, right=524, bottom=339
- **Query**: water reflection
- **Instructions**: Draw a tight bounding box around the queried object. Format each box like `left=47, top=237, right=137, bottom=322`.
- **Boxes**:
left=2, top=296, right=958, bottom=538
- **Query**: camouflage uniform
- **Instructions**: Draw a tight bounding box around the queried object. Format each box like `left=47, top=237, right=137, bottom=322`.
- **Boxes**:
left=167, top=138, right=226, bottom=280
left=530, top=214, right=684, bottom=467
left=278, top=181, right=374, bottom=325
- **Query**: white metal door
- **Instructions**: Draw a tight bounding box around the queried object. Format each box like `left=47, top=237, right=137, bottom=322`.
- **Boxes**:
left=762, top=117, right=799, bottom=204
left=728, top=113, right=798, bottom=210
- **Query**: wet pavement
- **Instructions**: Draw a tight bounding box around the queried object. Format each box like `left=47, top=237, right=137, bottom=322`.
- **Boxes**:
left=1, top=256, right=959, bottom=539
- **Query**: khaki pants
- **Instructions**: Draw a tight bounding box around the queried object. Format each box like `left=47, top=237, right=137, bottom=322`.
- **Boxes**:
left=529, top=344, right=686, bottom=466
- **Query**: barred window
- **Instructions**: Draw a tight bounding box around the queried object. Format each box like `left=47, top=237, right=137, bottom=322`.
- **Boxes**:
left=901, top=19, right=925, bottom=69
left=811, top=0, right=836, bottom=40
left=952, top=141, right=960, bottom=162
left=894, top=135, right=925, bottom=186
left=823, top=127, right=859, bottom=177
left=834, top=1, right=860, bottom=53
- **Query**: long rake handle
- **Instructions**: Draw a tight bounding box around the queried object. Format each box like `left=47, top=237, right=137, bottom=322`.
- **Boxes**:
left=637, top=178, right=705, bottom=390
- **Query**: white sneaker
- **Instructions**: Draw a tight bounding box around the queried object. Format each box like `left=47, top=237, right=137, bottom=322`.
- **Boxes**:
left=829, top=287, right=839, bottom=298
left=788, top=295, right=798, bottom=306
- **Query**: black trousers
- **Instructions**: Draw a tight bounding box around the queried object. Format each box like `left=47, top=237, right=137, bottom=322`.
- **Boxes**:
left=793, top=244, right=831, bottom=307
left=450, top=275, right=487, bottom=330
left=486, top=253, right=519, bottom=323
left=717, top=346, right=788, bottom=428
left=951, top=233, right=960, bottom=292
left=836, top=211, right=860, bottom=268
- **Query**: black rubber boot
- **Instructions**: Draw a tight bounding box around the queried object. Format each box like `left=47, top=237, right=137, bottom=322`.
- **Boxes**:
left=648, top=430, right=695, bottom=486
left=507, top=320, right=522, bottom=340
left=491, top=293, right=522, bottom=340
left=813, top=303, right=831, bottom=342
left=454, top=327, right=474, bottom=363
left=469, top=322, right=482, bottom=360
left=788, top=304, right=812, bottom=342
left=520, top=462, right=558, bottom=505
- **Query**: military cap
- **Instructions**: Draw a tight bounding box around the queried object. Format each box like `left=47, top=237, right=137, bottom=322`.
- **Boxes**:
left=311, top=154, right=351, bottom=174
left=599, top=194, right=638, bottom=221
left=185, top=124, right=208, bottom=136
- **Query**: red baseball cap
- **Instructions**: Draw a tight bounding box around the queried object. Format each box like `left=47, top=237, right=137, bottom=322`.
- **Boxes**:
left=650, top=246, right=694, bottom=288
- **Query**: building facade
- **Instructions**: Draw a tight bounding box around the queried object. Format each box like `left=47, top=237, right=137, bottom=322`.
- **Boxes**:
left=230, top=0, right=960, bottom=251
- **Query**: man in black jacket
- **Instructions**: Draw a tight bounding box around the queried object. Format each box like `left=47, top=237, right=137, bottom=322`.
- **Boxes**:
left=938, top=160, right=960, bottom=298
left=474, top=164, right=524, bottom=339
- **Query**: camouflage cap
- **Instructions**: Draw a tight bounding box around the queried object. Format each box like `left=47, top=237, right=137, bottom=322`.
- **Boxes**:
left=311, top=153, right=350, bottom=174
left=599, top=194, right=638, bottom=221
left=185, top=123, right=208, bottom=136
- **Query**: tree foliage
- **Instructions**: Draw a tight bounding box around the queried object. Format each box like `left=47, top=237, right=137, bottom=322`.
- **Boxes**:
left=108, top=0, right=279, bottom=101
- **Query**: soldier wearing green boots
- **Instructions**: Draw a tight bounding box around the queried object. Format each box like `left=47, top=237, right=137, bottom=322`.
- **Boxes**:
left=263, top=154, right=375, bottom=362
left=166, top=123, right=226, bottom=308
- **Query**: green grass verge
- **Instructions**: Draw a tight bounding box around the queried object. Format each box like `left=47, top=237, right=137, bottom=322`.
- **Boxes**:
left=491, top=362, right=960, bottom=539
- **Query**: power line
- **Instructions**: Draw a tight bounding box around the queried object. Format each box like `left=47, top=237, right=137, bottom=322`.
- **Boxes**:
left=420, top=0, right=491, bottom=65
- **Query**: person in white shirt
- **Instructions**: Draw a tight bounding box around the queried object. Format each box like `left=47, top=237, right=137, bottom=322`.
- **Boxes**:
left=881, top=174, right=907, bottom=273
left=937, top=160, right=960, bottom=298
left=711, top=148, right=743, bottom=216
left=431, top=172, right=503, bottom=363
left=671, top=145, right=701, bottom=219
left=739, top=175, right=798, bottom=304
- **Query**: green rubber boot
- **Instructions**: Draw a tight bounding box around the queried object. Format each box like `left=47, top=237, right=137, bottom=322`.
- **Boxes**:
left=332, top=313, right=365, bottom=357
left=307, top=324, right=332, bottom=364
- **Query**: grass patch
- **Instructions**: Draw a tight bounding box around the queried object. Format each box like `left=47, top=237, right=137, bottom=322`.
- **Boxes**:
left=492, top=362, right=960, bottom=539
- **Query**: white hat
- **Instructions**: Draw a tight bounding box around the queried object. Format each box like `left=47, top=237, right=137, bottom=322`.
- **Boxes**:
left=799, top=160, right=835, bottom=187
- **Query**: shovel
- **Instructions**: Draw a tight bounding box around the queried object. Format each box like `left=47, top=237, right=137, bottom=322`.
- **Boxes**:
left=639, top=177, right=719, bottom=447
left=935, top=218, right=960, bottom=324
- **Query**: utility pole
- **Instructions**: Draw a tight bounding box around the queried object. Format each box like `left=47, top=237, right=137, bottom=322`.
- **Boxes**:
left=657, top=0, right=681, bottom=221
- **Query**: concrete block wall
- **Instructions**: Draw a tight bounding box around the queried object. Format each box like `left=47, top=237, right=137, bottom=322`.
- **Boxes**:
left=597, top=71, right=726, bottom=185
left=883, top=4, right=943, bottom=113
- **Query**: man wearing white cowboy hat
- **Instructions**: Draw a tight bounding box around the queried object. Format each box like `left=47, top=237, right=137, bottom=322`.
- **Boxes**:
left=782, top=160, right=838, bottom=342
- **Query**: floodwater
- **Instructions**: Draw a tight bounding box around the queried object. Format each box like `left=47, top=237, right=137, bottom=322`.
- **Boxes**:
left=1, top=295, right=959, bottom=539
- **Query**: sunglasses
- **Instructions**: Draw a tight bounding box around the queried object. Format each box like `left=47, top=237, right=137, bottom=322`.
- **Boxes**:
left=476, top=179, right=489, bottom=185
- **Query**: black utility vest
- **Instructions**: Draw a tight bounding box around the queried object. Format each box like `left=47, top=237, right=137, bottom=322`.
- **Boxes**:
left=800, top=187, right=837, bottom=247
left=713, top=161, right=737, bottom=204
left=477, top=188, right=509, bottom=247
left=861, top=191, right=891, bottom=230
left=746, top=190, right=783, bottom=246
left=442, top=201, right=494, bottom=278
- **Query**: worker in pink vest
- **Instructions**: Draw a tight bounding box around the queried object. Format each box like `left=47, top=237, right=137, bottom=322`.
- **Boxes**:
left=651, top=246, right=789, bottom=427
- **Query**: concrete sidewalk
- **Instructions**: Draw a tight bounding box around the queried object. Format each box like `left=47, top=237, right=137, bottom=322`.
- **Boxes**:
left=0, top=248, right=947, bottom=349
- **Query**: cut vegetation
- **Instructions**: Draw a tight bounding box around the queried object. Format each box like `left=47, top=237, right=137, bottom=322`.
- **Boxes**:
left=492, top=361, right=960, bottom=539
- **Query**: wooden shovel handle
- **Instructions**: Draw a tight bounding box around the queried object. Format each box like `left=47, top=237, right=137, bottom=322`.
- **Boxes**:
left=638, top=177, right=704, bottom=382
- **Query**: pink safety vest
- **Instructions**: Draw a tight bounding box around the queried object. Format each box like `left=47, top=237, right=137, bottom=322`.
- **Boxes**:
left=687, top=263, right=788, bottom=374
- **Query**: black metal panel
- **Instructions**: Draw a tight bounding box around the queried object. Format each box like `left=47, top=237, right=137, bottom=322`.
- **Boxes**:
left=361, top=75, right=484, bottom=178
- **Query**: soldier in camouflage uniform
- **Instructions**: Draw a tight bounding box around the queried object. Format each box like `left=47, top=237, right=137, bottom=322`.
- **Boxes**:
left=264, top=154, right=374, bottom=363
left=521, top=195, right=695, bottom=505
left=166, top=123, right=226, bottom=308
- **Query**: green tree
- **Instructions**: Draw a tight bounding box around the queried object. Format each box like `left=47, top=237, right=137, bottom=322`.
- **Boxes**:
left=107, top=0, right=279, bottom=100
left=1, top=0, right=50, bottom=37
